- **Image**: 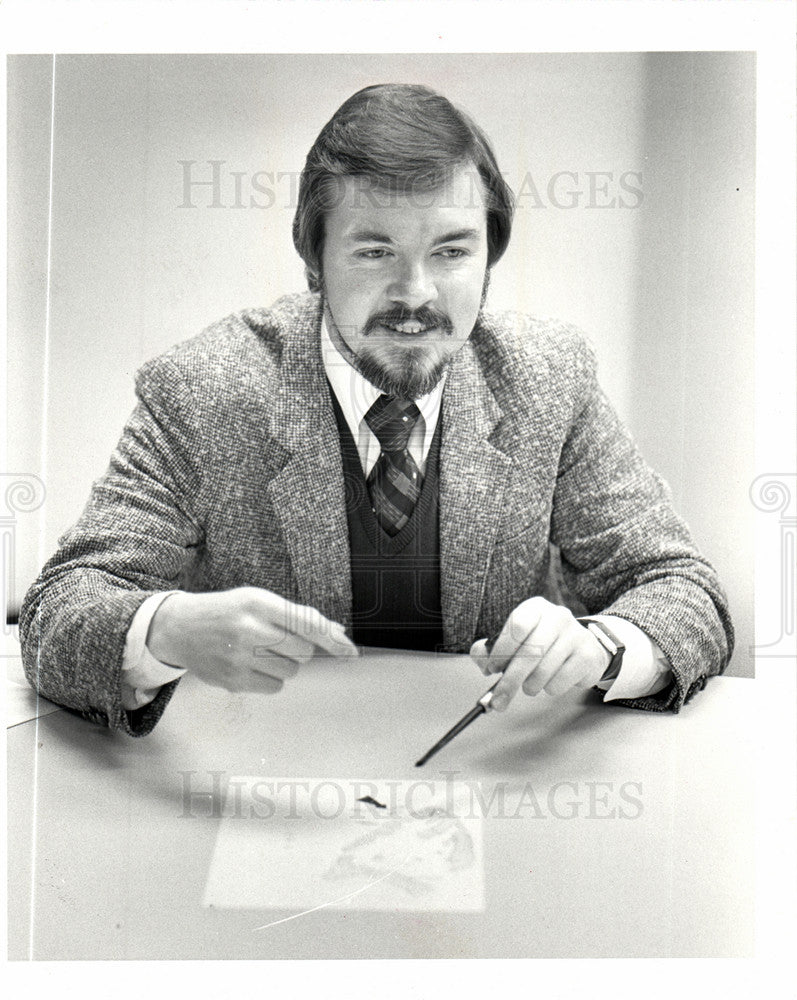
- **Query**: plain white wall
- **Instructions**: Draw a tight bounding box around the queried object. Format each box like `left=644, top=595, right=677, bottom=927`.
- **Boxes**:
left=7, top=53, right=755, bottom=674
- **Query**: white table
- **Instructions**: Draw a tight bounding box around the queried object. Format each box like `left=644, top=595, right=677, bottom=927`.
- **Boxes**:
left=7, top=647, right=755, bottom=959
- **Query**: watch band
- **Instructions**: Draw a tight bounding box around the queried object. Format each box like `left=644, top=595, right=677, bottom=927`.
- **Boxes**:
left=579, top=618, right=626, bottom=683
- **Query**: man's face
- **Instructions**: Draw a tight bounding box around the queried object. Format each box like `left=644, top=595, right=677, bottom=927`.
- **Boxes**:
left=320, top=165, right=489, bottom=398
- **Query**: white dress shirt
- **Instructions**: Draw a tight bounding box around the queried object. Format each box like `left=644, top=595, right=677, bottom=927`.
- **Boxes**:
left=120, top=317, right=672, bottom=709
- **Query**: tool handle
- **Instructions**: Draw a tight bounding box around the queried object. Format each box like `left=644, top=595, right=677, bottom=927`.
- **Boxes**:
left=477, top=673, right=504, bottom=711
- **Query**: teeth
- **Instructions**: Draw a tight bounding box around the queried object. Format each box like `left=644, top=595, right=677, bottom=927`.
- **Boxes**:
left=388, top=322, right=429, bottom=334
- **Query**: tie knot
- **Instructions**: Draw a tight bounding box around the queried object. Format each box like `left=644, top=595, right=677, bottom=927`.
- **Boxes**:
left=364, top=395, right=422, bottom=452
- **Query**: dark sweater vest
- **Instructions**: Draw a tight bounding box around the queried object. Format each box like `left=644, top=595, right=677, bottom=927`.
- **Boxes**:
left=330, top=389, right=444, bottom=652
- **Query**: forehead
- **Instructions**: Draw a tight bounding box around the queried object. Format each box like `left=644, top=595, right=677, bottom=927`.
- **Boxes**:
left=325, top=165, right=488, bottom=241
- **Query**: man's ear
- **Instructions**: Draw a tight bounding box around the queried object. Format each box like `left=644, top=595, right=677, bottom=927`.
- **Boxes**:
left=305, top=266, right=322, bottom=294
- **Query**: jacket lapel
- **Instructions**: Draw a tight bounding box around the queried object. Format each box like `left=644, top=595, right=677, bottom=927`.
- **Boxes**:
left=439, top=337, right=514, bottom=651
left=265, top=297, right=353, bottom=627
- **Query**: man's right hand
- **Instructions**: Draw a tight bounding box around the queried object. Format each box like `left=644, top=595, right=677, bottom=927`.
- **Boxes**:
left=145, top=587, right=358, bottom=694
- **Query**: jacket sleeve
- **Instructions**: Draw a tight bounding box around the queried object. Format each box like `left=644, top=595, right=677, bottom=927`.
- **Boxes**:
left=19, top=357, right=205, bottom=736
left=550, top=336, right=734, bottom=712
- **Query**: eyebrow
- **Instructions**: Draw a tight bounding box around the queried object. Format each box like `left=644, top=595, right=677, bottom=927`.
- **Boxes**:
left=349, top=227, right=482, bottom=245
left=435, top=228, right=482, bottom=244
left=350, top=229, right=395, bottom=244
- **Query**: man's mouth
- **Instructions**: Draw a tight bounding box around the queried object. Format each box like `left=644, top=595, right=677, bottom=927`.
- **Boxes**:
left=364, top=309, right=453, bottom=339
left=380, top=321, right=435, bottom=336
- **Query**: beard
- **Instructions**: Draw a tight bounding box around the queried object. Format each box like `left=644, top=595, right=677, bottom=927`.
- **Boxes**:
left=351, top=342, right=452, bottom=399
left=322, top=270, right=491, bottom=400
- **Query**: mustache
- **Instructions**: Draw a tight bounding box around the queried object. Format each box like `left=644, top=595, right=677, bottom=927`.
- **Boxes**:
left=362, top=305, right=454, bottom=337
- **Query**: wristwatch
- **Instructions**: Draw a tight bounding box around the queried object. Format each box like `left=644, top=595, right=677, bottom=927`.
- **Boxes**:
left=579, top=618, right=625, bottom=683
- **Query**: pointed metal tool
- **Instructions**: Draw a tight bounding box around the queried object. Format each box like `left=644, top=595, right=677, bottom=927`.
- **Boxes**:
left=415, top=675, right=503, bottom=767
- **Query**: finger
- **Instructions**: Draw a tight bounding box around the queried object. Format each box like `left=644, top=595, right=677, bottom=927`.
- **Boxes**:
left=254, top=625, right=316, bottom=664
left=544, top=652, right=594, bottom=696
left=257, top=592, right=358, bottom=657
left=541, top=626, right=610, bottom=695
left=486, top=598, right=546, bottom=673
left=489, top=604, right=570, bottom=710
left=251, top=651, right=301, bottom=681
left=469, top=638, right=491, bottom=675
left=489, top=636, right=547, bottom=710
left=286, top=609, right=357, bottom=657
left=532, top=625, right=610, bottom=693
left=244, top=670, right=284, bottom=696
left=521, top=631, right=578, bottom=696
left=214, top=666, right=284, bottom=696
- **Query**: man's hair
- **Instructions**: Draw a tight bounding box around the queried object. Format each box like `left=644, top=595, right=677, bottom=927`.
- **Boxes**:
left=292, top=83, right=515, bottom=292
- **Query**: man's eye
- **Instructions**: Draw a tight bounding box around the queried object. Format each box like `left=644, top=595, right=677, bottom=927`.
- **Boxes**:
left=435, top=247, right=468, bottom=259
left=357, top=248, right=391, bottom=260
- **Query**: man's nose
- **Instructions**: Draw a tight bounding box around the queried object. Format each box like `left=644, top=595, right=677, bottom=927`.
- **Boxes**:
left=387, top=260, right=438, bottom=309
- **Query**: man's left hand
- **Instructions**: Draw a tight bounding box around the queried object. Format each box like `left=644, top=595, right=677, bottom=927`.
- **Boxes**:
left=469, top=596, right=611, bottom=711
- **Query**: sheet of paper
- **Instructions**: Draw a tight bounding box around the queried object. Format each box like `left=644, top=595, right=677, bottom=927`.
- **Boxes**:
left=203, top=777, right=484, bottom=913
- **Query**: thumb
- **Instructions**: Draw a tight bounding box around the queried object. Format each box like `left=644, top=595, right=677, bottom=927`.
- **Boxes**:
left=469, top=637, right=492, bottom=675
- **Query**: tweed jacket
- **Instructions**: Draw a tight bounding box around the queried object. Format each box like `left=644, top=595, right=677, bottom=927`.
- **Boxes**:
left=20, top=292, right=733, bottom=735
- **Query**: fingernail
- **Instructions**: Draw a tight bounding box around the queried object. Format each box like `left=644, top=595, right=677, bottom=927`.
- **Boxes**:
left=490, top=692, right=509, bottom=712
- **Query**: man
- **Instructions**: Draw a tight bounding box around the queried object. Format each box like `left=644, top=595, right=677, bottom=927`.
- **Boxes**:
left=20, top=84, right=733, bottom=736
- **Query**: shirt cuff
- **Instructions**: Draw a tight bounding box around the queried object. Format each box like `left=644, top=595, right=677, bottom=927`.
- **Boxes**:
left=588, top=614, right=672, bottom=701
left=121, top=592, right=187, bottom=710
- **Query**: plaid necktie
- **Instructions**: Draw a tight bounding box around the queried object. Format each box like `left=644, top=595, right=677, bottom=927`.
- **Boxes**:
left=364, top=395, right=423, bottom=536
